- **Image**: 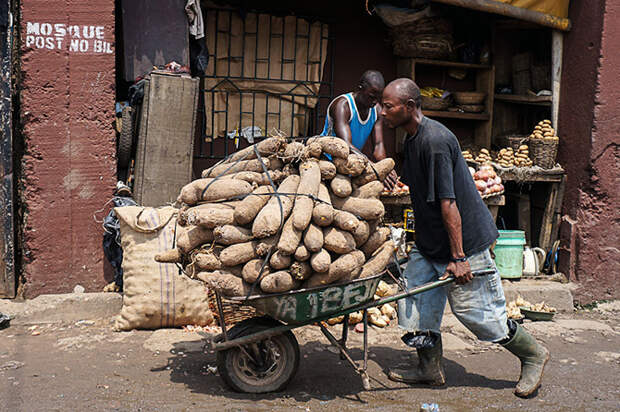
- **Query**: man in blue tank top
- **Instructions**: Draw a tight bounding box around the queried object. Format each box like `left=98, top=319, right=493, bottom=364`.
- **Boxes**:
left=321, top=70, right=398, bottom=188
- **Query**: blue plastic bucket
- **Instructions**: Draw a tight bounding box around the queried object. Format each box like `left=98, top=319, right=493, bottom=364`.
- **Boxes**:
left=493, top=230, right=526, bottom=279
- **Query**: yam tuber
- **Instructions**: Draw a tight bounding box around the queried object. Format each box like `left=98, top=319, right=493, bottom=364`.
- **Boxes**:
left=330, top=196, right=385, bottom=220
left=323, top=227, right=356, bottom=254
left=213, top=225, right=253, bottom=245
left=291, top=160, right=321, bottom=231
left=332, top=210, right=360, bottom=233
left=260, top=271, right=295, bottom=293
left=269, top=250, right=292, bottom=270
left=361, top=227, right=391, bottom=258
left=309, top=249, right=331, bottom=273
left=360, top=240, right=395, bottom=278
left=330, top=174, right=353, bottom=197
left=312, top=183, right=335, bottom=227
left=303, top=223, right=324, bottom=252
left=234, top=185, right=274, bottom=225
left=318, top=160, right=337, bottom=180
left=277, top=215, right=302, bottom=255
left=352, top=158, right=395, bottom=186
left=252, top=175, right=300, bottom=238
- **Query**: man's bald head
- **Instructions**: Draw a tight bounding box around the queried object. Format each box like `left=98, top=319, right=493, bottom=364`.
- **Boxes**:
left=359, top=70, right=385, bottom=90
left=384, top=78, right=421, bottom=107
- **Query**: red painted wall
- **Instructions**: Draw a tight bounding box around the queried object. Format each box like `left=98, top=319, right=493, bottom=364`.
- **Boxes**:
left=19, top=0, right=116, bottom=297
left=558, top=0, right=620, bottom=302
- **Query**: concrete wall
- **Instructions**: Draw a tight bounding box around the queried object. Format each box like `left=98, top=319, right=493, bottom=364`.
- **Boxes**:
left=19, top=0, right=116, bottom=297
left=558, top=0, right=620, bottom=303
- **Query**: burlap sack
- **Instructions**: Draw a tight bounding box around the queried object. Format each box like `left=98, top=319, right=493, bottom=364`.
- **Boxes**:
left=114, top=206, right=213, bottom=330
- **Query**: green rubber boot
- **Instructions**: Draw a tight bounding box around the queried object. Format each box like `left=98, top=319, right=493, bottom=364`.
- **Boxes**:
left=501, top=323, right=550, bottom=397
left=387, top=335, right=446, bottom=385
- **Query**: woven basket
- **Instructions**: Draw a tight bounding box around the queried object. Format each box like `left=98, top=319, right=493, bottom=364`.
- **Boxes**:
left=392, top=17, right=453, bottom=36
left=393, top=33, right=454, bottom=59
left=421, top=95, right=451, bottom=111
left=458, top=104, right=484, bottom=113
left=453, top=91, right=486, bottom=105
left=498, top=134, right=529, bottom=151
left=529, top=138, right=558, bottom=169
left=207, top=289, right=257, bottom=327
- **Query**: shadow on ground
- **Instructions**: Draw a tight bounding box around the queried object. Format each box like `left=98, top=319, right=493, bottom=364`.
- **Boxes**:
left=153, top=336, right=514, bottom=403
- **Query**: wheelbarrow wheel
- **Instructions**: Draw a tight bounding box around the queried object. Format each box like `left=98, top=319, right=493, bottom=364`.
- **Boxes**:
left=217, top=317, right=300, bottom=393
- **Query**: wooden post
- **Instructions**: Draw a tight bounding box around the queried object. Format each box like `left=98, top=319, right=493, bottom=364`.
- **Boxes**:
left=551, top=30, right=563, bottom=130
left=0, top=0, right=15, bottom=298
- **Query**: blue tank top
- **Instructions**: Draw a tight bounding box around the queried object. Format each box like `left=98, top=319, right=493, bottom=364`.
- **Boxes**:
left=320, top=93, right=377, bottom=150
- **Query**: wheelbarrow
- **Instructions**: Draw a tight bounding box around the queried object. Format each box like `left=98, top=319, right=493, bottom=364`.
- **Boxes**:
left=209, top=264, right=495, bottom=393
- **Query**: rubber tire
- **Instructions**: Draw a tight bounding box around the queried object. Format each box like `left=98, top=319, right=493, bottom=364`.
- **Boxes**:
left=217, top=317, right=300, bottom=393
left=118, top=106, right=134, bottom=170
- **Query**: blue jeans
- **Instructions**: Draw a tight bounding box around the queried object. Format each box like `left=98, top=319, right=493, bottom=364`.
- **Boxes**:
left=397, top=248, right=509, bottom=342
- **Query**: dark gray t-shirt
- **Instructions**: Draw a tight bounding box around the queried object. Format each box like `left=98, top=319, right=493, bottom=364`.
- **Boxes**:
left=402, top=117, right=498, bottom=261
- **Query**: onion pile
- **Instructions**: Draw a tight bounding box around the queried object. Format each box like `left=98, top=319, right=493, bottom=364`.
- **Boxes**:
left=470, top=164, right=504, bottom=197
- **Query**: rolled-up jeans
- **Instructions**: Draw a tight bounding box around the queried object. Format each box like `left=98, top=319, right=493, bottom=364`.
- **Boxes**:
left=397, top=247, right=509, bottom=342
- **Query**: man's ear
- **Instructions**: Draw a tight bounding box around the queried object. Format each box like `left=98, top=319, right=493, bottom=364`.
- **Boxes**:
left=405, top=98, right=417, bottom=111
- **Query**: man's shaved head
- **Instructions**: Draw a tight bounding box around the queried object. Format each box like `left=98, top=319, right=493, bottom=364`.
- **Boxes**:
left=385, top=78, right=421, bottom=107
left=380, top=78, right=424, bottom=131
left=359, top=70, right=385, bottom=90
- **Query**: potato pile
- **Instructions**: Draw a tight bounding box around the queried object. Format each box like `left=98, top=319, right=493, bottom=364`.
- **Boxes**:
left=514, top=296, right=556, bottom=313
left=327, top=280, right=396, bottom=328
left=474, top=148, right=492, bottom=164
left=529, top=119, right=558, bottom=140
left=470, top=164, right=504, bottom=197
left=496, top=145, right=533, bottom=168
left=157, top=136, right=397, bottom=297
left=461, top=149, right=475, bottom=162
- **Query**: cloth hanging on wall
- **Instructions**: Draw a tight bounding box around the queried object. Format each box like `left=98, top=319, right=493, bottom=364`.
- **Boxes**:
left=185, top=0, right=205, bottom=39
left=203, top=10, right=329, bottom=139
left=496, top=0, right=570, bottom=18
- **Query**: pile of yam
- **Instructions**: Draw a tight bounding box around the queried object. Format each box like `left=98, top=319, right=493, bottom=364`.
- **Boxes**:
left=156, top=136, right=397, bottom=297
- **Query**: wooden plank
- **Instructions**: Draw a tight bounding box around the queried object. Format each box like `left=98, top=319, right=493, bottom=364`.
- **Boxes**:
left=475, top=65, right=494, bottom=148
left=0, top=5, right=15, bottom=298
left=494, top=94, right=552, bottom=106
left=484, top=194, right=505, bottom=206
left=381, top=195, right=411, bottom=206
left=516, top=193, right=532, bottom=244
left=399, top=58, right=491, bottom=70
left=134, top=74, right=199, bottom=206
left=133, top=79, right=151, bottom=205
left=551, top=31, right=563, bottom=130
left=538, top=181, right=560, bottom=250
left=549, top=175, right=567, bottom=249
left=423, top=110, right=490, bottom=120
left=496, top=169, right=564, bottom=183
left=487, top=205, right=499, bottom=222
left=430, top=0, right=571, bottom=31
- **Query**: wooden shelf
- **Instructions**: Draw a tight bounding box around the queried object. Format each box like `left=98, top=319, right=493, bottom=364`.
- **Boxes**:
left=381, top=194, right=505, bottom=206
left=423, top=110, right=490, bottom=120
left=496, top=168, right=565, bottom=183
left=380, top=194, right=411, bottom=205
left=407, top=58, right=491, bottom=70
left=494, top=94, right=552, bottom=106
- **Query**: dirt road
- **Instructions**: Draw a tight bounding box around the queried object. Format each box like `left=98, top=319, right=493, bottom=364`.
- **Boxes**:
left=1, top=303, right=619, bottom=411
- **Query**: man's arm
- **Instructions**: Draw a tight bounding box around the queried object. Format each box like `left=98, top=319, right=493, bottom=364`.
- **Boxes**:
left=372, top=113, right=387, bottom=160
left=438, top=198, right=473, bottom=284
left=371, top=104, right=399, bottom=189
left=331, top=98, right=353, bottom=145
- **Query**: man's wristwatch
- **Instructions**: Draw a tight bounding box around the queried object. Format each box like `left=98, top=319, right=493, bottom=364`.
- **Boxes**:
left=451, top=256, right=467, bottom=263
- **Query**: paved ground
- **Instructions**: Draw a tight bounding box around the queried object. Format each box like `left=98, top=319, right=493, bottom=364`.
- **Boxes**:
left=1, top=302, right=619, bottom=411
